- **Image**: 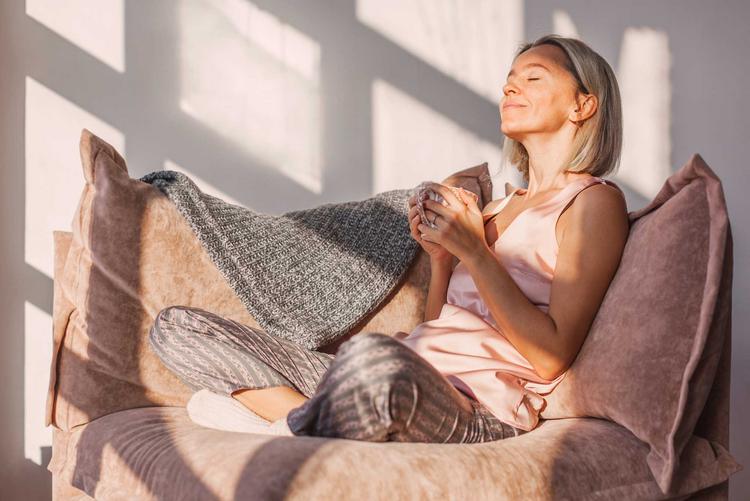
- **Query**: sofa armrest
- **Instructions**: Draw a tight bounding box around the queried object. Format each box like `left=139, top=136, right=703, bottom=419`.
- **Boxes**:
left=46, top=231, right=74, bottom=429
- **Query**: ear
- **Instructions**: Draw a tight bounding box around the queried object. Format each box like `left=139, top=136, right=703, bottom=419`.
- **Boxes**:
left=570, top=93, right=598, bottom=123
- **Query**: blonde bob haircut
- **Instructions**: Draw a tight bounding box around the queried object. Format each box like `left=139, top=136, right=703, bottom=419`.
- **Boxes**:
left=500, top=34, right=623, bottom=184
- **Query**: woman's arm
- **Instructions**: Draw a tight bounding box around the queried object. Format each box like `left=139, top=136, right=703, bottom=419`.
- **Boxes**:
left=423, top=256, right=455, bottom=322
left=462, top=184, right=628, bottom=380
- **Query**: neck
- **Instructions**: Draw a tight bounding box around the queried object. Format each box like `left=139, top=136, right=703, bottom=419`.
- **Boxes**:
left=520, top=129, right=585, bottom=195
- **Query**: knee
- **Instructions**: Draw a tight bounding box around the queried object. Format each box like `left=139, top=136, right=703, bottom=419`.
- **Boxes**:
left=289, top=333, right=422, bottom=440
left=149, top=305, right=197, bottom=349
left=332, top=332, right=417, bottom=386
left=153, top=305, right=189, bottom=330
left=155, top=305, right=189, bottom=323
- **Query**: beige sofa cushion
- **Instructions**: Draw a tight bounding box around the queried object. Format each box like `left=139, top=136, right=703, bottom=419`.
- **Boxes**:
left=47, top=128, right=741, bottom=496
left=48, top=406, right=741, bottom=500
left=541, top=154, right=735, bottom=495
left=46, top=128, right=492, bottom=432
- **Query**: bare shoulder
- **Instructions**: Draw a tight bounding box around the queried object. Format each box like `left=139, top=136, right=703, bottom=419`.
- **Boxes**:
left=579, top=182, right=626, bottom=213
left=560, top=182, right=628, bottom=237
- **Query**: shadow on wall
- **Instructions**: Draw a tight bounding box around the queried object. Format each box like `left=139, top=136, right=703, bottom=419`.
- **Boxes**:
left=9, top=0, right=741, bottom=498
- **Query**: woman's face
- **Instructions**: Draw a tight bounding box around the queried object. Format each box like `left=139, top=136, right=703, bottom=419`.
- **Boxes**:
left=500, top=44, right=583, bottom=142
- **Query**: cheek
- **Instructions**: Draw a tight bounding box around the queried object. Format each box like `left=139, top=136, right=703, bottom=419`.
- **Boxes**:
left=532, top=92, right=570, bottom=122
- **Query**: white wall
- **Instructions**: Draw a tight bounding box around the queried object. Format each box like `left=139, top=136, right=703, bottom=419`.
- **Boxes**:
left=1, top=0, right=748, bottom=499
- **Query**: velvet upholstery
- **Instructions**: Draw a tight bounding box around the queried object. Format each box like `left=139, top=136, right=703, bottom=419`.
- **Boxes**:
left=45, top=129, right=492, bottom=432
left=540, top=154, right=735, bottom=495
left=46, top=130, right=741, bottom=499
left=48, top=407, right=739, bottom=500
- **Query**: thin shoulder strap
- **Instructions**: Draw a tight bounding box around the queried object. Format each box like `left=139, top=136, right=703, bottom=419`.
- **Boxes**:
left=552, top=177, right=620, bottom=221
left=484, top=186, right=523, bottom=222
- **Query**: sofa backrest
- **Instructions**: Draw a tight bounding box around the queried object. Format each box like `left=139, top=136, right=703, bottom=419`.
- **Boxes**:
left=539, top=153, right=733, bottom=495
left=45, top=129, right=492, bottom=431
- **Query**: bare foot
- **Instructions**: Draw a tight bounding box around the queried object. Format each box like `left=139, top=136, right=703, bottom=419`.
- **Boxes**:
left=231, top=386, right=309, bottom=422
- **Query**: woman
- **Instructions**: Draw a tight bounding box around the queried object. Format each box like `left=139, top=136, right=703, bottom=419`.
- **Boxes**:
left=149, top=34, right=629, bottom=443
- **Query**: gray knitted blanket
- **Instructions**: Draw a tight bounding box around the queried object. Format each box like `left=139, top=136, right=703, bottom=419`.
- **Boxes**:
left=139, top=170, right=422, bottom=350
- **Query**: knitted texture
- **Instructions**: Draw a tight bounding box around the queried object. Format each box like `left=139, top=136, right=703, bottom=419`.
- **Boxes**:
left=139, top=170, right=421, bottom=349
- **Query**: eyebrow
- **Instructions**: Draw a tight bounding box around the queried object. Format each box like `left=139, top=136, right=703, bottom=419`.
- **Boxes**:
left=507, top=62, right=551, bottom=79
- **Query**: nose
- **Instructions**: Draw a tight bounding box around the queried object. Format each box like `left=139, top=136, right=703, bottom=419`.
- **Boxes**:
left=503, top=82, right=518, bottom=97
left=501, top=84, right=517, bottom=110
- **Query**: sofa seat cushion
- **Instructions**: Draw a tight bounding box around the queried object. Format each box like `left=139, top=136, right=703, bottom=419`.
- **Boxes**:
left=48, top=407, right=740, bottom=500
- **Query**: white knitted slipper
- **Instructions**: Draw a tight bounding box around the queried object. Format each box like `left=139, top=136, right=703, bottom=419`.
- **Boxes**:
left=187, top=389, right=273, bottom=434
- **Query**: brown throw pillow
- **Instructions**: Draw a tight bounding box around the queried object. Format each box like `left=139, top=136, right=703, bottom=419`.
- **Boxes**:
left=540, top=154, right=734, bottom=496
left=46, top=128, right=493, bottom=431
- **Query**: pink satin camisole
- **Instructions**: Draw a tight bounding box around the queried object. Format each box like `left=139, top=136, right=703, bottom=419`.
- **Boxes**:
left=395, top=175, right=624, bottom=431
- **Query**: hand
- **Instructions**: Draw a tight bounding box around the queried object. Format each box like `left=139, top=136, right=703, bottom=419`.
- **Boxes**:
left=407, top=192, right=453, bottom=264
left=415, top=182, right=487, bottom=263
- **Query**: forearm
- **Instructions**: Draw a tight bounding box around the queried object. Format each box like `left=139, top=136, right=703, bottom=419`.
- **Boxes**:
left=463, top=245, right=562, bottom=380
left=423, top=257, right=454, bottom=322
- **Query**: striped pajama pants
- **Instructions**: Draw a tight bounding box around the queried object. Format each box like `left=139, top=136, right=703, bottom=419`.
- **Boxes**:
left=148, top=305, right=526, bottom=443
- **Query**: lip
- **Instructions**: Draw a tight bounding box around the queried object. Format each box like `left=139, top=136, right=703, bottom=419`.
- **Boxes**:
left=502, top=102, right=525, bottom=110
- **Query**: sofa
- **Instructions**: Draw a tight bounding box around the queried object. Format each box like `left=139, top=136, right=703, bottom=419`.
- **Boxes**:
left=45, top=129, right=742, bottom=500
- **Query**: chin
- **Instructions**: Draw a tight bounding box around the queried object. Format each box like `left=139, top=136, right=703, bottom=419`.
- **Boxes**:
left=500, top=125, right=525, bottom=141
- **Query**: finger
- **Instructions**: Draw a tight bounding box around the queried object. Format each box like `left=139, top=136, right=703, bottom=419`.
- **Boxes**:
left=411, top=208, right=425, bottom=228
left=420, top=229, right=437, bottom=243
left=456, top=188, right=474, bottom=203
left=412, top=215, right=427, bottom=237
left=456, top=189, right=481, bottom=214
left=421, top=210, right=442, bottom=231
left=411, top=214, right=421, bottom=233
left=423, top=200, right=450, bottom=218
left=417, top=207, right=439, bottom=228
left=425, top=182, right=462, bottom=208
